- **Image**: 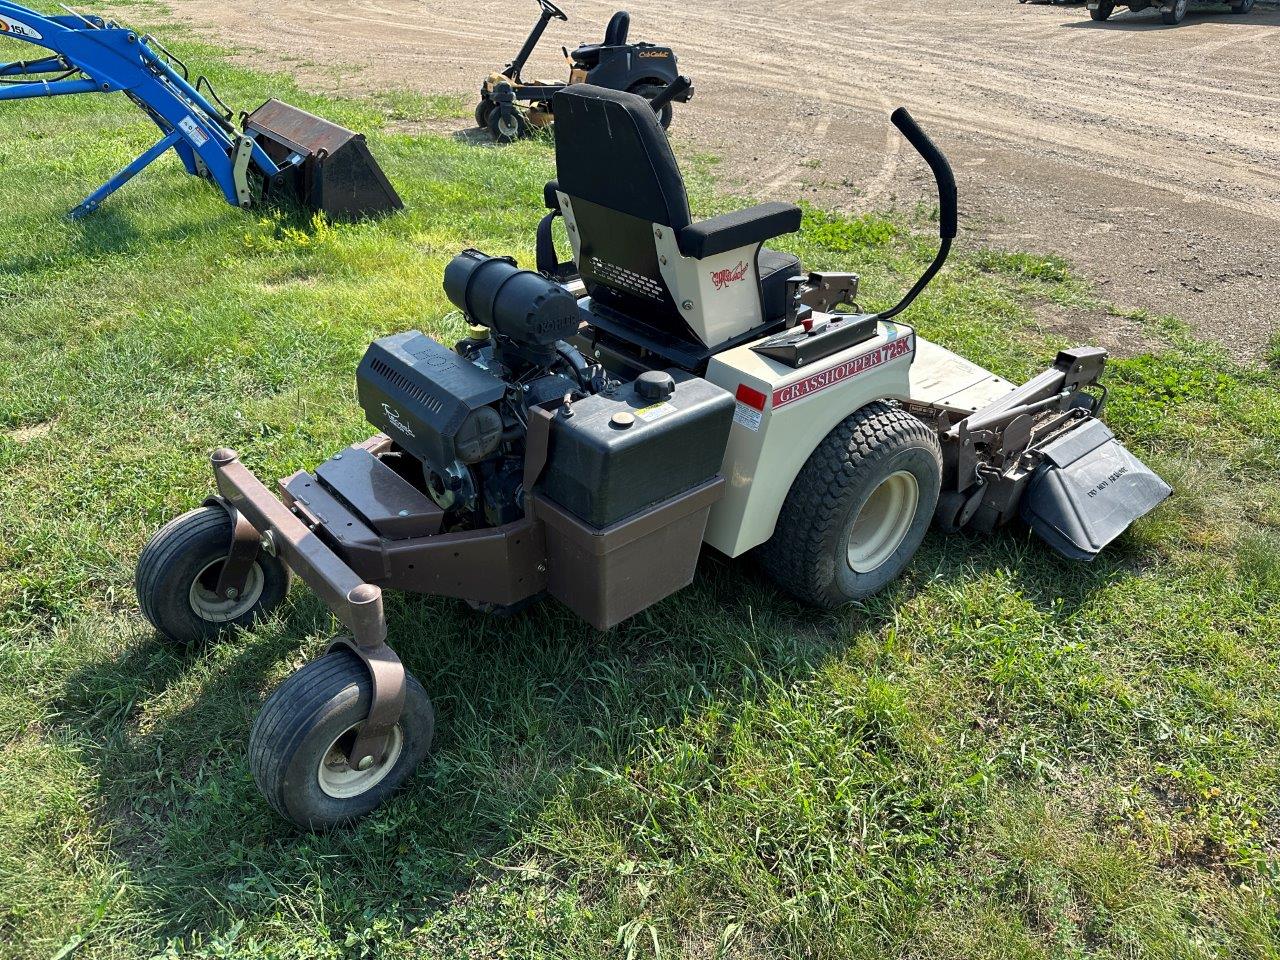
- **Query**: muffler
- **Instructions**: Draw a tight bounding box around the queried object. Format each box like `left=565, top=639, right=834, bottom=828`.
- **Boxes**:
left=244, top=99, right=403, bottom=221
left=1020, top=418, right=1171, bottom=561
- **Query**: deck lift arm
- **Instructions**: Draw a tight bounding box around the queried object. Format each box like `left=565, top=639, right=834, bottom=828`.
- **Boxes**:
left=0, top=2, right=401, bottom=220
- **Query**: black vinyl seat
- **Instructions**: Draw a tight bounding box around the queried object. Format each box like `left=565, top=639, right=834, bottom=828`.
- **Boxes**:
left=571, top=10, right=630, bottom=68
left=549, top=84, right=801, bottom=350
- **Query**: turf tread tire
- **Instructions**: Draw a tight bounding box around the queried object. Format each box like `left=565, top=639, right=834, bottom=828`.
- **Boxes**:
left=760, top=402, right=941, bottom=609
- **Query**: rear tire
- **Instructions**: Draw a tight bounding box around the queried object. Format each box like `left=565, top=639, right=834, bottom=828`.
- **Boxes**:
left=250, top=650, right=435, bottom=828
left=760, top=402, right=942, bottom=608
left=488, top=107, right=528, bottom=144
left=629, top=83, right=674, bottom=130
left=1091, top=0, right=1116, bottom=19
left=136, top=506, right=288, bottom=645
left=1162, top=0, right=1187, bottom=22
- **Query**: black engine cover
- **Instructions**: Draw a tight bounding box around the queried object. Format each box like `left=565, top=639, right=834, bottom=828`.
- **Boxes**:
left=357, top=331, right=505, bottom=469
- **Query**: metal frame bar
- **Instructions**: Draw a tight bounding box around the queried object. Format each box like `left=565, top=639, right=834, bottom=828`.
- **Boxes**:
left=209, top=448, right=404, bottom=771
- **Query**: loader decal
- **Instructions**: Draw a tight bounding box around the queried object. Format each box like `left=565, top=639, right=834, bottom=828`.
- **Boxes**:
left=772, top=334, right=915, bottom=409
left=0, top=15, right=41, bottom=39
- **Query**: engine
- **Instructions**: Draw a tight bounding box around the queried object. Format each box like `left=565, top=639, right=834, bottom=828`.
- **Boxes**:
left=357, top=250, right=602, bottom=526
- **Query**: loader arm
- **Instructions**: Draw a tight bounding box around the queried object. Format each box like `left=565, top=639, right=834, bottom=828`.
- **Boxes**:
left=0, top=2, right=400, bottom=220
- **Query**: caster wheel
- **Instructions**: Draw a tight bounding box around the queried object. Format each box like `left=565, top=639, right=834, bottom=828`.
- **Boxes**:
left=628, top=83, right=674, bottom=130
left=1162, top=0, right=1187, bottom=23
left=136, top=506, right=289, bottom=645
left=1230, top=0, right=1252, bottom=12
left=474, top=98, right=494, bottom=129
left=250, top=650, right=435, bottom=828
left=488, top=107, right=528, bottom=144
left=760, top=402, right=942, bottom=608
left=1090, top=0, right=1115, bottom=19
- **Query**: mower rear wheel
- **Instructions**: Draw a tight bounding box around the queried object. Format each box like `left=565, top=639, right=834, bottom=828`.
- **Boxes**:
left=488, top=107, right=529, bottom=144
left=760, top=402, right=942, bottom=608
left=475, top=98, right=495, bottom=129
left=1162, top=0, right=1187, bottom=22
left=249, top=650, right=435, bottom=828
left=136, top=506, right=289, bottom=645
left=1090, top=0, right=1115, bottom=19
left=630, top=83, right=674, bottom=130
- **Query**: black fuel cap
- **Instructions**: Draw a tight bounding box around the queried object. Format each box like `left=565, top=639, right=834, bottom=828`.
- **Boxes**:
left=635, top=370, right=676, bottom=402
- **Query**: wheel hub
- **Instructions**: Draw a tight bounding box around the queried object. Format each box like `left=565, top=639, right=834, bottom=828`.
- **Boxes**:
left=846, top=470, right=920, bottom=574
left=317, top=724, right=404, bottom=799
left=188, top=559, right=264, bottom=622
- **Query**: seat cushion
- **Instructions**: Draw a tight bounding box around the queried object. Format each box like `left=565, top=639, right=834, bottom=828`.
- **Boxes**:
left=759, top=248, right=801, bottom=322
left=571, top=43, right=605, bottom=68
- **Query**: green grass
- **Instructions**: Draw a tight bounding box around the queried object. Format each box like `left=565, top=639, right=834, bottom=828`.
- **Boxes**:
left=2, top=18, right=1280, bottom=960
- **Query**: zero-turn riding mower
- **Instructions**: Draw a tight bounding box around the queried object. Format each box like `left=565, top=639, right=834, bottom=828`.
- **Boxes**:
left=474, top=0, right=692, bottom=143
left=137, top=86, right=1170, bottom=828
left=1087, top=0, right=1254, bottom=23
left=0, top=2, right=400, bottom=219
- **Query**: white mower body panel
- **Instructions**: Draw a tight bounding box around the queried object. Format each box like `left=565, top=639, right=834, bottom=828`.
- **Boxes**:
left=703, top=320, right=916, bottom=557
left=908, top=338, right=1017, bottom=412
left=703, top=326, right=1019, bottom=557
left=653, top=229, right=764, bottom=346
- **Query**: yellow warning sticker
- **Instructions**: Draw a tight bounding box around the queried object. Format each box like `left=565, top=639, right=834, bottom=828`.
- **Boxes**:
left=634, top=402, right=675, bottom=423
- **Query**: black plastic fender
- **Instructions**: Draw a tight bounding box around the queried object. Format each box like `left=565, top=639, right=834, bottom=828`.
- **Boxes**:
left=1021, top=419, right=1171, bottom=560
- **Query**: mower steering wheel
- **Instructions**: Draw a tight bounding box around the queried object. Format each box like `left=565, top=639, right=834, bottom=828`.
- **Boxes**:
left=538, top=0, right=569, bottom=21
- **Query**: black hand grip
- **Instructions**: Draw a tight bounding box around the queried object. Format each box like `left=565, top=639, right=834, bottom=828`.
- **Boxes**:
left=890, top=107, right=958, bottom=241
left=647, top=76, right=691, bottom=115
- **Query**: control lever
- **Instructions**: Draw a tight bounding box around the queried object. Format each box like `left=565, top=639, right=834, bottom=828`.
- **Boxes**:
left=786, top=271, right=861, bottom=328
left=873, top=108, right=958, bottom=322
left=647, top=76, right=692, bottom=116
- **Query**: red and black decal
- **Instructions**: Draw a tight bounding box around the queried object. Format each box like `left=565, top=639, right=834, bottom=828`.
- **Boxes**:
left=772, top=334, right=915, bottom=409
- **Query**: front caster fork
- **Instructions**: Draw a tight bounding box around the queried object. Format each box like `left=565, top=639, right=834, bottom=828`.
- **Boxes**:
left=205, top=449, right=407, bottom=773
left=325, top=591, right=406, bottom=775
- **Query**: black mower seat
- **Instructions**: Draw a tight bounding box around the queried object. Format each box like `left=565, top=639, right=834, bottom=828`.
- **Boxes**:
left=572, top=10, right=630, bottom=67
left=551, top=84, right=802, bottom=346
left=544, top=175, right=798, bottom=321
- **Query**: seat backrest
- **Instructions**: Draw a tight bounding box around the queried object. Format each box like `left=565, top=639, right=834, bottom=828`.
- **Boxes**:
left=603, top=10, right=630, bottom=46
left=552, top=85, right=690, bottom=327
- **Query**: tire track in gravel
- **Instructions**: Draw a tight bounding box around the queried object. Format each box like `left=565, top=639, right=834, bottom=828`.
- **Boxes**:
left=156, top=0, right=1280, bottom=359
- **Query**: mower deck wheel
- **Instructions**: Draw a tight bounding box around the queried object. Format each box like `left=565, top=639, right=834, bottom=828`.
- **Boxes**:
left=489, top=107, right=529, bottom=144
left=1230, top=0, right=1253, bottom=12
left=629, top=83, right=674, bottom=130
left=1091, top=0, right=1116, bottom=19
left=136, top=506, right=288, bottom=645
left=249, top=650, right=435, bottom=828
left=1162, top=0, right=1187, bottom=22
left=760, top=402, right=942, bottom=608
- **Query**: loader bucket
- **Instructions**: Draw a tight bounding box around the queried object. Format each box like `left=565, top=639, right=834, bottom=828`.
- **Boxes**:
left=244, top=99, right=403, bottom=221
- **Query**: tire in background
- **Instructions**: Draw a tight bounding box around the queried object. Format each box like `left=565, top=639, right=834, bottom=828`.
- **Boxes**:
left=629, top=83, right=675, bottom=130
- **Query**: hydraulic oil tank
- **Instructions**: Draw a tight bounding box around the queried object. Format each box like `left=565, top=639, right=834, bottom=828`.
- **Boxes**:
left=541, top=370, right=734, bottom=528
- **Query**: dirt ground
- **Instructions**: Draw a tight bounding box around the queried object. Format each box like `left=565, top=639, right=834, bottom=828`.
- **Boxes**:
left=164, top=0, right=1279, bottom=360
